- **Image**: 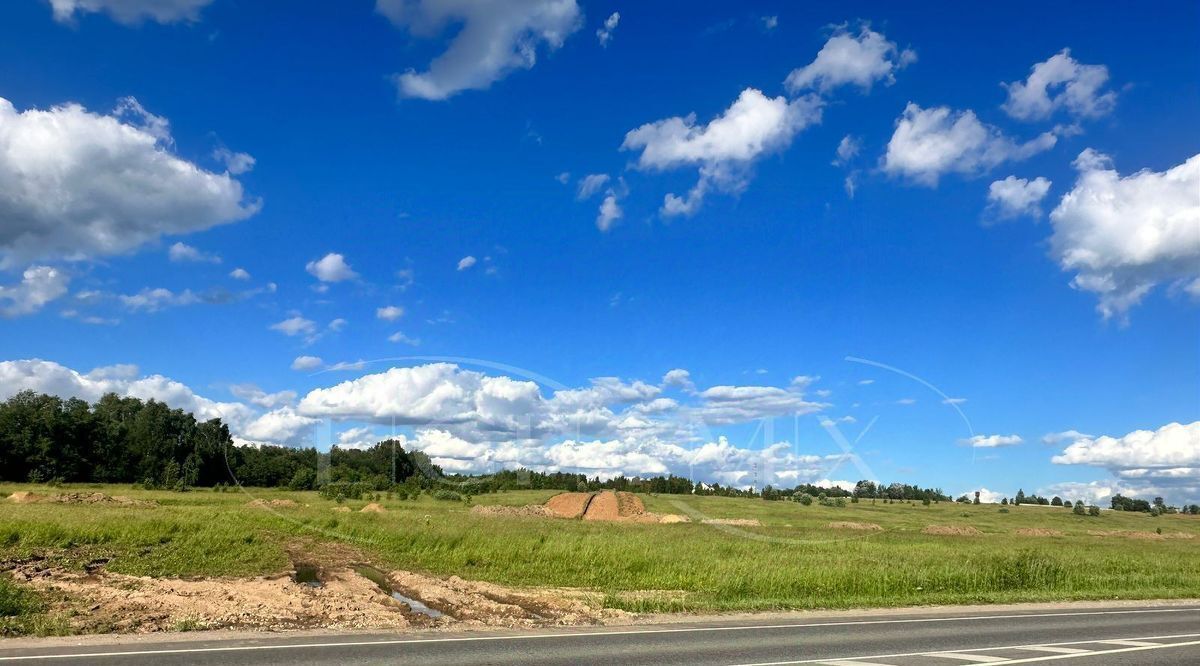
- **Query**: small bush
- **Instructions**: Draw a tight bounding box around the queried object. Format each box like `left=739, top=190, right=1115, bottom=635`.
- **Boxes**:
left=1073, top=502, right=1087, bottom=516
left=1088, top=505, right=1100, bottom=517
left=432, top=489, right=462, bottom=502
left=998, top=508, right=1009, bottom=514
left=318, top=482, right=372, bottom=501
left=795, top=493, right=813, bottom=506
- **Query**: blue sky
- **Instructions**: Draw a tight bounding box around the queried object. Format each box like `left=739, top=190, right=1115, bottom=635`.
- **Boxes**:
left=1, top=1, right=1197, bottom=504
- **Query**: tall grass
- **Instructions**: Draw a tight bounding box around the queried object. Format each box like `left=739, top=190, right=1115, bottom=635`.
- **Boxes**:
left=2, top=483, right=1198, bottom=622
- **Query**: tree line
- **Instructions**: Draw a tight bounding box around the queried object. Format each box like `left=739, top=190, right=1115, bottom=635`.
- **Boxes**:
left=4, top=390, right=1193, bottom=511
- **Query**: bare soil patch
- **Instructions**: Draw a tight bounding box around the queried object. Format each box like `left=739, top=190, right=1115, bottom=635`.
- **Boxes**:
left=359, top=503, right=386, bottom=513
left=6, top=542, right=626, bottom=634
left=827, top=521, right=883, bottom=531
left=922, top=525, right=983, bottom=536
left=1015, top=528, right=1064, bottom=537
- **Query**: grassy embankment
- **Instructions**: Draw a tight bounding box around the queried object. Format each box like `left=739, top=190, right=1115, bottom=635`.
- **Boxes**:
left=2, top=483, right=1198, bottom=634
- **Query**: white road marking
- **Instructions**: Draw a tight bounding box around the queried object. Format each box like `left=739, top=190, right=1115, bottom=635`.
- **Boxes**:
left=977, top=640, right=1200, bottom=664
left=730, top=633, right=1200, bottom=666
left=817, top=661, right=898, bottom=666
left=928, top=652, right=1009, bottom=662
left=0, top=610, right=1197, bottom=662
left=1014, top=647, right=1091, bottom=654
left=1096, top=639, right=1159, bottom=647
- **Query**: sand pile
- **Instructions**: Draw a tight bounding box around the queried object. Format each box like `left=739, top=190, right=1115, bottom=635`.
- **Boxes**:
left=582, top=491, right=621, bottom=521
left=922, top=525, right=983, bottom=536
left=476, top=491, right=687, bottom=524
left=828, top=521, right=883, bottom=531
left=545, top=492, right=594, bottom=519
left=360, top=503, right=386, bottom=513
left=6, top=491, right=43, bottom=503
left=1014, top=528, right=1064, bottom=537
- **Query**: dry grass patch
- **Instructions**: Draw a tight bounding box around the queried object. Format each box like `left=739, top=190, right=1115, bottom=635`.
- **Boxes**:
left=922, top=525, right=983, bottom=536
left=828, top=521, right=883, bottom=532
left=1014, top=528, right=1064, bottom=537
left=246, top=499, right=298, bottom=509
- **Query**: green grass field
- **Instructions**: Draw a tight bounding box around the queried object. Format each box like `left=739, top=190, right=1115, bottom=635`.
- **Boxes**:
left=2, top=483, right=1198, bottom=635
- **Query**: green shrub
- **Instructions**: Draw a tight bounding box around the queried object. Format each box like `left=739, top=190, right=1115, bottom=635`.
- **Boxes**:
left=318, top=482, right=372, bottom=501
left=0, top=577, right=40, bottom=618
left=432, top=489, right=463, bottom=502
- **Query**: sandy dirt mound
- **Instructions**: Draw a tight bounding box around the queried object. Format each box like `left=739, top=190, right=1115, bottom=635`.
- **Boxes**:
left=828, top=521, right=883, bottom=531
left=470, top=504, right=554, bottom=518
left=52, top=492, right=156, bottom=507
left=246, top=499, right=298, bottom=509
left=583, top=491, right=621, bottom=521
left=616, top=491, right=646, bottom=516
left=359, top=503, right=386, bottom=513
left=922, top=525, right=983, bottom=536
left=6, top=491, right=43, bottom=503
left=702, top=518, right=762, bottom=527
left=1015, top=528, right=1064, bottom=537
left=545, top=492, right=594, bottom=519
left=475, top=491, right=687, bottom=524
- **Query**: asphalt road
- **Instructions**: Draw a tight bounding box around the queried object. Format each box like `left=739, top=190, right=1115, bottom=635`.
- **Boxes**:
left=2, top=604, right=1199, bottom=665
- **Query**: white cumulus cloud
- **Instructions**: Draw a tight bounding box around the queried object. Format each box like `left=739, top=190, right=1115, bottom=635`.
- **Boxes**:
left=959, top=434, right=1023, bottom=448
left=785, top=25, right=915, bottom=94
left=596, top=11, right=620, bottom=47
left=291, top=355, right=323, bottom=371
left=987, top=176, right=1052, bottom=219
left=0, top=266, right=70, bottom=317
left=1048, top=150, right=1200, bottom=320
left=883, top=103, right=1057, bottom=186
left=1002, top=49, right=1117, bottom=122
left=168, top=242, right=221, bottom=264
left=306, top=253, right=358, bottom=283
left=0, top=97, right=258, bottom=269
left=622, top=88, right=823, bottom=216
left=377, top=0, right=582, bottom=101
left=376, top=305, right=405, bottom=321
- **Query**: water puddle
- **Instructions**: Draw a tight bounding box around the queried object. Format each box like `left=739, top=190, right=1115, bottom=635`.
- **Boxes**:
left=353, top=564, right=443, bottom=619
left=292, top=564, right=322, bottom=587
